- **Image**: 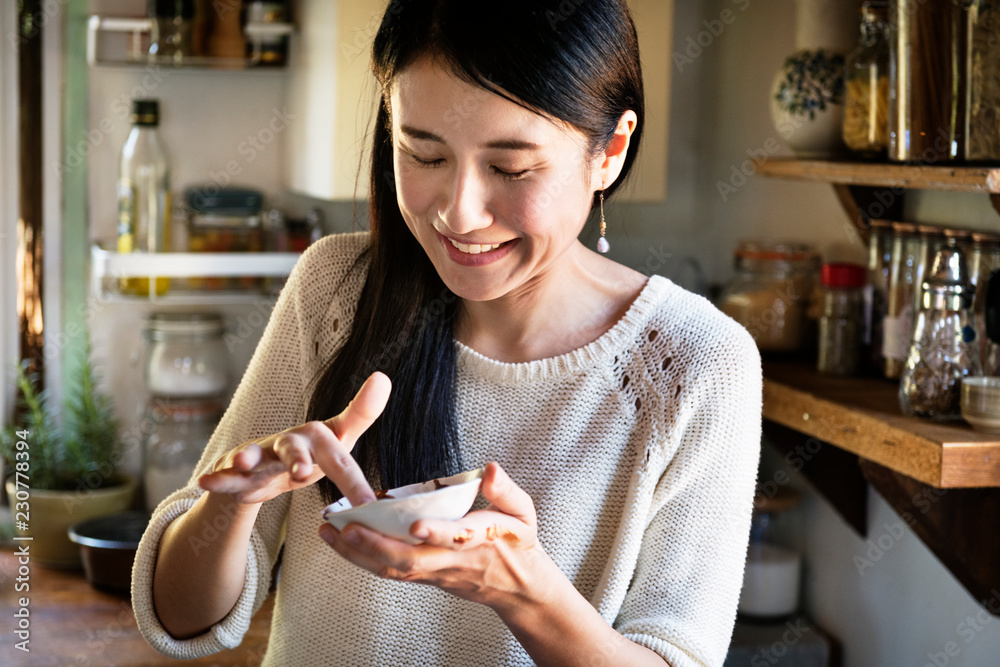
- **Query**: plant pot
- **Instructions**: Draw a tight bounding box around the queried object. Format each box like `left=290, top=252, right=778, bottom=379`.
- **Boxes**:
left=5, top=477, right=137, bottom=569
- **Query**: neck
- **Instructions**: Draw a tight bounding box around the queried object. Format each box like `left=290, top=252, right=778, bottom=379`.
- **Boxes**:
left=455, top=243, right=646, bottom=363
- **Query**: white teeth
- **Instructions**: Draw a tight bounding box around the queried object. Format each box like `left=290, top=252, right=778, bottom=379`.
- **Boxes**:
left=449, top=239, right=503, bottom=255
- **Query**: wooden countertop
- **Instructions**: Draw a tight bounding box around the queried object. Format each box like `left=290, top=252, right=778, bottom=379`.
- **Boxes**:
left=763, top=361, right=1000, bottom=488
left=0, top=548, right=273, bottom=665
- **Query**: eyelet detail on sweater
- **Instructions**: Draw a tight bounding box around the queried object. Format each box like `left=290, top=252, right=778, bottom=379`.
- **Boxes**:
left=662, top=357, right=673, bottom=371
left=675, top=384, right=682, bottom=399
left=333, top=318, right=340, bottom=332
left=622, top=374, right=630, bottom=390
left=648, top=330, right=659, bottom=342
left=635, top=397, right=642, bottom=411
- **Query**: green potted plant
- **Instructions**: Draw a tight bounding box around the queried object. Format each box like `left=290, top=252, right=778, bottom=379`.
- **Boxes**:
left=1, top=344, right=135, bottom=568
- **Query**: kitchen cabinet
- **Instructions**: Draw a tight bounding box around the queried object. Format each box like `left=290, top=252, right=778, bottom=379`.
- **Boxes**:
left=757, top=158, right=1000, bottom=617
left=285, top=0, right=674, bottom=202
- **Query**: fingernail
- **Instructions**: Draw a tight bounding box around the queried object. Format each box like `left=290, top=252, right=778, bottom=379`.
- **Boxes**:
left=412, top=527, right=430, bottom=540
left=319, top=528, right=335, bottom=545
left=345, top=530, right=361, bottom=545
left=291, top=462, right=301, bottom=476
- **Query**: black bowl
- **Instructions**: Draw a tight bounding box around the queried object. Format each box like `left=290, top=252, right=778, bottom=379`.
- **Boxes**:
left=68, top=512, right=150, bottom=594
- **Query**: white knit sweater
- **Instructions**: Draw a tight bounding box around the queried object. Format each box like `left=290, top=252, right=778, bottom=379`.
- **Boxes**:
left=132, top=231, right=762, bottom=667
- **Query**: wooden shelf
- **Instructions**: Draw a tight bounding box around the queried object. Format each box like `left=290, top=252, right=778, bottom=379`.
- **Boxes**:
left=755, top=158, right=1000, bottom=193
left=762, top=362, right=1000, bottom=488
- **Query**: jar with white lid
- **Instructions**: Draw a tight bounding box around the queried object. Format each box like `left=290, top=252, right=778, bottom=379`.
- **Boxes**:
left=143, top=312, right=230, bottom=398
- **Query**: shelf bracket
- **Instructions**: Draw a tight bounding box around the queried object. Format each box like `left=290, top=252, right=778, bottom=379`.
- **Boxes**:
left=859, top=459, right=1000, bottom=616
left=991, top=193, right=1000, bottom=219
left=832, top=184, right=908, bottom=244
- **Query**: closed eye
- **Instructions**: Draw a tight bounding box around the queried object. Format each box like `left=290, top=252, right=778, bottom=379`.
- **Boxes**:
left=408, top=153, right=445, bottom=168
left=492, top=166, right=529, bottom=182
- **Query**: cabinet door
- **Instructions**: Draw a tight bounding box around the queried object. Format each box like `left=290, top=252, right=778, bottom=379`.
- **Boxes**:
left=286, top=0, right=672, bottom=202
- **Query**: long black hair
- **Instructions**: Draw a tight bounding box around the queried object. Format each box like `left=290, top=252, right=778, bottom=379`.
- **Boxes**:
left=307, top=0, right=646, bottom=503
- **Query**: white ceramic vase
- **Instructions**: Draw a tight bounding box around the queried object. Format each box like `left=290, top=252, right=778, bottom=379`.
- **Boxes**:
left=770, top=0, right=857, bottom=158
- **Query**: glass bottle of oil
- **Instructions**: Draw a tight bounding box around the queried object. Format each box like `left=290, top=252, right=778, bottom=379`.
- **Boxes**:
left=117, top=99, right=171, bottom=296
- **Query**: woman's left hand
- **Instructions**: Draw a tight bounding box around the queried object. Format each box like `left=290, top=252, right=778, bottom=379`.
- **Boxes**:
left=318, top=461, right=550, bottom=610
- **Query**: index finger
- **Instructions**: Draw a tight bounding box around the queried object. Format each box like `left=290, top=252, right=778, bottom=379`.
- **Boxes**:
left=310, top=431, right=377, bottom=507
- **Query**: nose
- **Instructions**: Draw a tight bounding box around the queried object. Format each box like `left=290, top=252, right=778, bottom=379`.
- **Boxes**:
left=438, top=166, right=492, bottom=236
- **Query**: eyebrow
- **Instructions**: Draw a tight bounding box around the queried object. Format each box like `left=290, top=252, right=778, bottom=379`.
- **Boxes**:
left=400, top=124, right=541, bottom=151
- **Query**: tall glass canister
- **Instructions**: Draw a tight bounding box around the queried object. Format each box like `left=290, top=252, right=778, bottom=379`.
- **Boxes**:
left=888, top=0, right=967, bottom=162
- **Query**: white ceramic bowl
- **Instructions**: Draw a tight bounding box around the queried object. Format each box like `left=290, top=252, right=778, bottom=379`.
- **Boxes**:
left=961, top=377, right=1000, bottom=434
left=322, top=468, right=484, bottom=544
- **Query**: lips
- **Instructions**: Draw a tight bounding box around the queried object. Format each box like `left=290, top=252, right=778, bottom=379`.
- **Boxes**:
left=437, top=231, right=518, bottom=267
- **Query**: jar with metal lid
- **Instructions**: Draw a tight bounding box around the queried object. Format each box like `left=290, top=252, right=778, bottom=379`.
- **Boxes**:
left=142, top=398, right=224, bottom=510
left=718, top=242, right=821, bottom=354
left=865, top=220, right=894, bottom=371
left=843, top=1, right=890, bottom=157
left=143, top=312, right=231, bottom=398
left=883, top=222, right=919, bottom=378
left=900, top=240, right=982, bottom=419
left=819, top=263, right=867, bottom=376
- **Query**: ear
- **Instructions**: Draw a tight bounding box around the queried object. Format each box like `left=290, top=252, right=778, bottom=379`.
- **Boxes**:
left=592, top=110, right=639, bottom=192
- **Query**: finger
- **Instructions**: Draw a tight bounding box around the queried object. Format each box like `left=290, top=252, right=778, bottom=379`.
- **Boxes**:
left=479, top=462, right=536, bottom=527
left=231, top=443, right=264, bottom=471
left=324, top=372, right=392, bottom=448
left=319, top=523, right=451, bottom=581
left=410, top=510, right=535, bottom=551
left=309, top=429, right=377, bottom=507
left=272, top=432, right=319, bottom=482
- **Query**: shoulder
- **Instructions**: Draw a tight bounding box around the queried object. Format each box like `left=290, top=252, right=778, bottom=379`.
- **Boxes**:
left=637, top=276, right=761, bottom=398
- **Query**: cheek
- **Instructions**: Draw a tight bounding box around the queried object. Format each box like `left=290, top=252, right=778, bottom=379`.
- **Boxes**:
left=517, top=173, right=591, bottom=234
left=396, top=165, right=438, bottom=221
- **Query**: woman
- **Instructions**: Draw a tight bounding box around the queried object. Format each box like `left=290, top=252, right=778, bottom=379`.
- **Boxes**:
left=132, top=1, right=762, bottom=665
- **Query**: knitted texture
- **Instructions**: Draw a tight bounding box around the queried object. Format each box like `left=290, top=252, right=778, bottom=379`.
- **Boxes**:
left=131, top=231, right=762, bottom=667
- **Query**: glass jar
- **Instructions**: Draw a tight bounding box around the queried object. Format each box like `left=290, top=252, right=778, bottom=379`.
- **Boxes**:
left=819, top=263, right=867, bottom=376
left=148, top=0, right=195, bottom=64
left=865, top=220, right=894, bottom=371
left=971, top=233, right=1000, bottom=371
left=143, top=312, right=231, bottom=398
left=142, top=398, right=224, bottom=510
left=914, top=225, right=946, bottom=313
left=900, top=241, right=982, bottom=419
left=719, top=242, right=821, bottom=355
left=965, top=0, right=1000, bottom=161
left=738, top=488, right=802, bottom=621
left=888, top=0, right=966, bottom=162
left=884, top=222, right=919, bottom=378
left=843, top=1, right=891, bottom=157
left=243, top=0, right=289, bottom=66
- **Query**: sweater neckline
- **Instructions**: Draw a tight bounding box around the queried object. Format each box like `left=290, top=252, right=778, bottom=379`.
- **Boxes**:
left=454, top=275, right=669, bottom=383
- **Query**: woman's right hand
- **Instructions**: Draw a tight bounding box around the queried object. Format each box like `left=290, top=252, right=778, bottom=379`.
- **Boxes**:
left=197, top=372, right=392, bottom=507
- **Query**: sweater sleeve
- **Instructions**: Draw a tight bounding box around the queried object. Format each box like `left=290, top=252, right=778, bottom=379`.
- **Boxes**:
left=614, top=322, right=762, bottom=667
left=130, top=232, right=369, bottom=660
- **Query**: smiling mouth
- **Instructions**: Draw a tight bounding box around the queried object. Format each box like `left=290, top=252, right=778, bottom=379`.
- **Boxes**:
left=448, top=238, right=512, bottom=255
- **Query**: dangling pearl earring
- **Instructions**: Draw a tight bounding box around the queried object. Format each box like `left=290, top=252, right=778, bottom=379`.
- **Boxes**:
left=597, top=190, right=610, bottom=254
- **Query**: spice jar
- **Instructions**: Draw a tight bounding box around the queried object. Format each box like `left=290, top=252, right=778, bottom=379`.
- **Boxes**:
left=143, top=312, right=231, bottom=398
left=142, top=398, right=224, bottom=510
left=965, top=1, right=1000, bottom=161
left=719, top=242, right=821, bottom=354
left=899, top=241, right=982, bottom=420
left=818, top=263, right=867, bottom=376
left=843, top=1, right=890, bottom=157
left=888, top=0, right=967, bottom=162
left=865, top=220, right=894, bottom=371
left=883, top=222, right=919, bottom=378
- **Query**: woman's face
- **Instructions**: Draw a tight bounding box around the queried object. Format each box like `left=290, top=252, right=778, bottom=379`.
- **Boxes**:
left=389, top=57, right=601, bottom=303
